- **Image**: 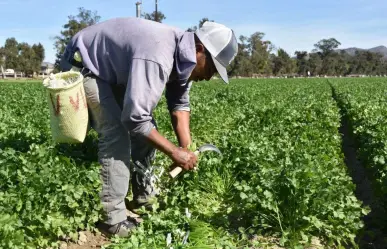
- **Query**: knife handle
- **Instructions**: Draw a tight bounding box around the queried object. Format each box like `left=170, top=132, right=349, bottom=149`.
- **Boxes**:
left=169, top=151, right=199, bottom=178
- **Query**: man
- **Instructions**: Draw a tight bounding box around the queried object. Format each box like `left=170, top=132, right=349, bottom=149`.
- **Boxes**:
left=59, top=17, right=238, bottom=237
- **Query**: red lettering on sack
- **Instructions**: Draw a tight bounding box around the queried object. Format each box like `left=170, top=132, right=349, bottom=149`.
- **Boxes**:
left=69, top=92, right=80, bottom=111
left=50, top=93, right=60, bottom=116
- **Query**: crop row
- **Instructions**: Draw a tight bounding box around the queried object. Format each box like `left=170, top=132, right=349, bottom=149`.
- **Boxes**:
left=332, top=79, right=387, bottom=224
left=148, top=79, right=365, bottom=248
left=0, top=79, right=366, bottom=249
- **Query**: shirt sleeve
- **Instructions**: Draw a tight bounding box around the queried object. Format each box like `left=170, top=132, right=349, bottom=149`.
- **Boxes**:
left=165, top=80, right=192, bottom=113
left=121, top=59, right=168, bottom=138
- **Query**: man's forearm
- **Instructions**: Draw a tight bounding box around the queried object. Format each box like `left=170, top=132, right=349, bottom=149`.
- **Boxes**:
left=146, top=127, right=197, bottom=171
left=140, top=109, right=191, bottom=157
left=146, top=128, right=177, bottom=157
left=170, top=110, right=191, bottom=148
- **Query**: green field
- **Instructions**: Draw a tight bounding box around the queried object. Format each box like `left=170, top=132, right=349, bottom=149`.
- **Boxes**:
left=1, top=78, right=386, bottom=249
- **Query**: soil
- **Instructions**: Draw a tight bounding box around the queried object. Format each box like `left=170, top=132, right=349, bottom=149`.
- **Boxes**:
left=58, top=210, right=143, bottom=249
left=250, top=235, right=323, bottom=249
left=61, top=231, right=110, bottom=249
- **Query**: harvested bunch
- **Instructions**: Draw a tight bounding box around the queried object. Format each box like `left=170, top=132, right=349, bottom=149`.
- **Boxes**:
left=43, top=72, right=81, bottom=88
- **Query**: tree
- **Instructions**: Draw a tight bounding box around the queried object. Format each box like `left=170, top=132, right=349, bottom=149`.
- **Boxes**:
left=0, top=47, right=4, bottom=67
left=0, top=38, right=45, bottom=76
left=228, top=35, right=253, bottom=77
left=295, top=51, right=309, bottom=76
left=142, top=11, right=166, bottom=23
left=307, top=53, right=323, bottom=76
left=334, top=51, right=350, bottom=76
left=4, top=38, right=19, bottom=70
left=32, top=43, right=45, bottom=64
left=313, top=38, right=341, bottom=58
left=228, top=33, right=274, bottom=77
left=187, top=17, right=214, bottom=32
left=0, top=47, right=5, bottom=78
left=312, top=38, right=341, bottom=76
left=17, top=43, right=38, bottom=75
left=53, top=7, right=101, bottom=70
left=32, top=43, right=45, bottom=75
left=271, top=48, right=295, bottom=75
left=347, top=50, right=387, bottom=75
left=248, top=32, right=273, bottom=75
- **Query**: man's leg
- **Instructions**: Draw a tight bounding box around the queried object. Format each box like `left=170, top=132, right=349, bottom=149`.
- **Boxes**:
left=83, top=76, right=135, bottom=236
left=109, top=84, right=160, bottom=211
left=128, top=119, right=160, bottom=210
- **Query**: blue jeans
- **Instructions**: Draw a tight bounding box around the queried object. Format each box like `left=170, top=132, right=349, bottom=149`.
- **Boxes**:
left=83, top=75, right=158, bottom=225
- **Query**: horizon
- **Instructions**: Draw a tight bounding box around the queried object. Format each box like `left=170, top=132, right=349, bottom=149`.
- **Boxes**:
left=0, top=0, right=386, bottom=63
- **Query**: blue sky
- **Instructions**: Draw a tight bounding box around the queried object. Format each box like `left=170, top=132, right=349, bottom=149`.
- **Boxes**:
left=0, top=0, right=386, bottom=63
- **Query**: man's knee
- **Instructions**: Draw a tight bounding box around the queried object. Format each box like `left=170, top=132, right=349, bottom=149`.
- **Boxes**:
left=99, top=127, right=130, bottom=162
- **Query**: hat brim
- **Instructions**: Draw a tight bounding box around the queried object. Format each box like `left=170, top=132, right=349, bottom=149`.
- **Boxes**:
left=211, top=55, right=229, bottom=84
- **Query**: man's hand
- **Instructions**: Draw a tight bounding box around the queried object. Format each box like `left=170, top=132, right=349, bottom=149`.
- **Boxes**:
left=146, top=128, right=197, bottom=170
left=170, top=147, right=198, bottom=170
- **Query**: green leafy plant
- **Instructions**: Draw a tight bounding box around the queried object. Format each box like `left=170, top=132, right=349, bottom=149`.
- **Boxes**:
left=0, top=79, right=369, bottom=248
left=332, top=78, right=387, bottom=230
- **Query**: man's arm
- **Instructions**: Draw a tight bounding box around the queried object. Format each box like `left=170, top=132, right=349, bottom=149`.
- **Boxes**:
left=121, top=59, right=196, bottom=170
left=146, top=127, right=196, bottom=170
left=170, top=110, right=191, bottom=148
left=165, top=81, right=193, bottom=148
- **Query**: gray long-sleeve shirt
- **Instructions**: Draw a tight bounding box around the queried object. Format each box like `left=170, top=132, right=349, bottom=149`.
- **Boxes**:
left=60, top=17, right=197, bottom=138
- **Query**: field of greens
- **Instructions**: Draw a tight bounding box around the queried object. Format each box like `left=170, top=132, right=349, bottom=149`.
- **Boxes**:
left=1, top=78, right=385, bottom=249
left=332, top=79, right=387, bottom=230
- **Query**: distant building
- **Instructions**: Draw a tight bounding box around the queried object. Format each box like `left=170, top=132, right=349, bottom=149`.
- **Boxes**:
left=40, top=62, right=54, bottom=76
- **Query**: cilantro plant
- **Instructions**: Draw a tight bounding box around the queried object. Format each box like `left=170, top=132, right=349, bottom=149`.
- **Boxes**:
left=0, top=79, right=368, bottom=249
left=332, top=78, right=387, bottom=230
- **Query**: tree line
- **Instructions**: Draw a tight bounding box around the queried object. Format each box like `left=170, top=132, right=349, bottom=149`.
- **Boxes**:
left=2, top=7, right=386, bottom=77
left=230, top=36, right=387, bottom=77
left=138, top=11, right=387, bottom=77
left=0, top=38, right=45, bottom=76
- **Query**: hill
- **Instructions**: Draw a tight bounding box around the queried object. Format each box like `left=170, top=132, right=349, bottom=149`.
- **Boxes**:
left=339, top=45, right=387, bottom=59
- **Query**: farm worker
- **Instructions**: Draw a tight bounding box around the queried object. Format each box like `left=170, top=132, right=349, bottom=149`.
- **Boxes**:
left=59, top=17, right=238, bottom=237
